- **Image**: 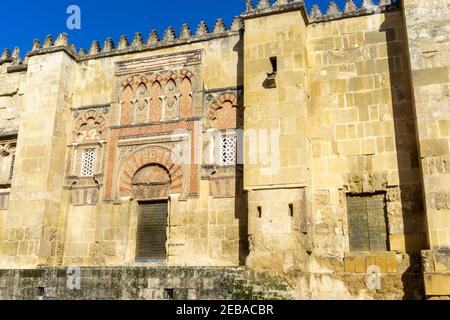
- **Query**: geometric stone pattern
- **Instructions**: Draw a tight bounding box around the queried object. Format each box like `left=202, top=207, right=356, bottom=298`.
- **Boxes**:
left=120, top=69, right=193, bottom=125
left=118, top=146, right=183, bottom=199
left=105, top=120, right=198, bottom=199
left=207, top=92, right=239, bottom=129
left=66, top=108, right=108, bottom=206
left=347, top=193, right=388, bottom=252
left=219, top=135, right=237, bottom=166
left=80, top=149, right=96, bottom=177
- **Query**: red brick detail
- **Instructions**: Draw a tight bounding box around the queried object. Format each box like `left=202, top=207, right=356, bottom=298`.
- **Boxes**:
left=105, top=121, right=200, bottom=200
left=121, top=85, right=133, bottom=125
left=121, top=74, right=150, bottom=88
left=118, top=146, right=184, bottom=198
left=179, top=69, right=193, bottom=78
left=149, top=81, right=162, bottom=122
left=179, top=77, right=192, bottom=119
left=166, top=71, right=178, bottom=82
left=207, top=93, right=239, bottom=129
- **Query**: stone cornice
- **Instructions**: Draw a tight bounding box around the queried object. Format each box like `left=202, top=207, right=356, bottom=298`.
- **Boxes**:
left=25, top=18, right=244, bottom=64
left=242, top=0, right=399, bottom=24
left=71, top=104, right=111, bottom=112
left=241, top=0, right=306, bottom=20
left=308, top=0, right=399, bottom=24
left=7, top=65, right=28, bottom=73
left=109, top=117, right=202, bottom=130
left=0, top=129, right=19, bottom=139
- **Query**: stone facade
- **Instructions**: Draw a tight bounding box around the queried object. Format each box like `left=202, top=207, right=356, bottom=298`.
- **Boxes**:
left=0, top=0, right=448, bottom=300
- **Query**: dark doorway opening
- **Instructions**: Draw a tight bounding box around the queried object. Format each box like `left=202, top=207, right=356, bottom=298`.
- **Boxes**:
left=136, top=201, right=168, bottom=262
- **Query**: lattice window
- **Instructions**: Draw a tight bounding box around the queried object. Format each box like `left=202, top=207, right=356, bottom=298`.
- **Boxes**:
left=80, top=149, right=97, bottom=177
left=347, top=194, right=389, bottom=252
left=0, top=140, right=16, bottom=185
left=9, top=153, right=15, bottom=180
left=220, top=135, right=237, bottom=166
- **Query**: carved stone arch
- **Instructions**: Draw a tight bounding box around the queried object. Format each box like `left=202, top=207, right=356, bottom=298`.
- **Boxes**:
left=121, top=74, right=149, bottom=90
left=132, top=164, right=172, bottom=200
left=117, top=146, right=184, bottom=200
left=179, top=68, right=194, bottom=80
left=0, top=141, right=16, bottom=157
left=121, top=77, right=133, bottom=89
left=149, top=73, right=164, bottom=84
left=163, top=78, right=179, bottom=120
left=207, top=93, right=239, bottom=129
left=136, top=82, right=148, bottom=105
left=135, top=74, right=149, bottom=85
left=120, top=75, right=150, bottom=124
left=121, top=84, right=134, bottom=125
left=149, top=80, right=163, bottom=122
left=135, top=81, right=149, bottom=123
left=73, top=109, right=107, bottom=142
left=165, top=71, right=179, bottom=83
left=180, top=76, right=193, bottom=119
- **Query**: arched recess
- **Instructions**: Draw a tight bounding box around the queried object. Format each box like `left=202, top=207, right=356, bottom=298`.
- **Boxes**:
left=73, top=110, right=107, bottom=142
left=149, top=80, right=162, bottom=122
left=132, top=164, right=171, bottom=200
left=121, top=85, right=133, bottom=125
left=207, top=93, right=239, bottom=129
left=120, top=75, right=150, bottom=125
left=179, top=77, right=193, bottom=119
left=163, top=78, right=179, bottom=121
left=135, top=82, right=148, bottom=123
left=118, top=146, right=184, bottom=200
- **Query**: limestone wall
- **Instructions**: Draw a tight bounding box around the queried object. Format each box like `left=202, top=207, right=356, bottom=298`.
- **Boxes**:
left=2, top=52, right=77, bottom=268
left=0, top=59, right=26, bottom=258
left=306, top=10, right=426, bottom=273
left=403, top=0, right=450, bottom=250
left=402, top=0, right=450, bottom=298
left=243, top=9, right=310, bottom=188
left=243, top=6, right=313, bottom=274
left=54, top=33, right=244, bottom=268
left=236, top=2, right=428, bottom=299
left=0, top=65, right=24, bottom=133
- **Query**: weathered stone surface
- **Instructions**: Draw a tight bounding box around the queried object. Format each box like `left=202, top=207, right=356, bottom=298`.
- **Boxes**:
left=402, top=0, right=450, bottom=298
left=0, top=0, right=447, bottom=300
left=0, top=267, right=293, bottom=300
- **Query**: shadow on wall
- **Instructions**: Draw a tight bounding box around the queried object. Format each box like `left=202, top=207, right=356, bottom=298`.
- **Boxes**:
left=381, top=12, right=426, bottom=299
left=233, top=33, right=249, bottom=266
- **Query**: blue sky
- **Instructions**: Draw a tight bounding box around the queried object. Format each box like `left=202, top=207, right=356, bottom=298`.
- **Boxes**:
left=0, top=1, right=379, bottom=57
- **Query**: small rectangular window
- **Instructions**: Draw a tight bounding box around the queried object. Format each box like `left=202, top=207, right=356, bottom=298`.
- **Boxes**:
left=257, top=206, right=262, bottom=218
left=289, top=203, right=294, bottom=217
left=347, top=193, right=389, bottom=252
left=80, top=149, right=96, bottom=177
left=270, top=57, right=278, bottom=73
left=10, top=153, right=15, bottom=180
left=0, top=139, right=17, bottom=185
left=220, top=135, right=237, bottom=166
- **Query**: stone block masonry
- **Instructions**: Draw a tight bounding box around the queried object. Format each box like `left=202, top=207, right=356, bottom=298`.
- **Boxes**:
left=0, top=267, right=294, bottom=300
left=402, top=0, right=450, bottom=299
